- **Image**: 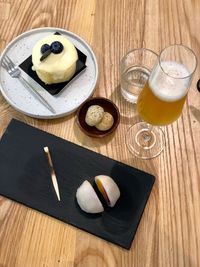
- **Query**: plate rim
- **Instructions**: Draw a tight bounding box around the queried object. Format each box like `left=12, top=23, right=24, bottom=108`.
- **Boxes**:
left=0, top=27, right=98, bottom=119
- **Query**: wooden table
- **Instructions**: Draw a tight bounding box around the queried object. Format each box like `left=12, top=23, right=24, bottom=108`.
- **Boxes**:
left=0, top=1, right=200, bottom=266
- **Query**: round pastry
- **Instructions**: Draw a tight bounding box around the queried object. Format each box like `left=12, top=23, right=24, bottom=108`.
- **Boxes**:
left=85, top=105, right=104, bottom=126
left=76, top=176, right=120, bottom=214
left=76, top=180, right=104, bottom=213
left=95, top=112, right=114, bottom=131
left=95, top=175, right=120, bottom=207
left=32, top=34, right=78, bottom=84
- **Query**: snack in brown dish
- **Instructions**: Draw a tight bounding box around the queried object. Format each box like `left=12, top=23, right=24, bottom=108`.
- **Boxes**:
left=85, top=105, right=104, bottom=126
left=85, top=105, right=114, bottom=131
left=95, top=112, right=114, bottom=131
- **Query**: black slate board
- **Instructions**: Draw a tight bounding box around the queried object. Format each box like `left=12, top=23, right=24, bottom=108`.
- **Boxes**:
left=19, top=32, right=87, bottom=95
left=0, top=119, right=155, bottom=249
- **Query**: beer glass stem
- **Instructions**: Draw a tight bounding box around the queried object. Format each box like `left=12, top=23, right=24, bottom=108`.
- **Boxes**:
left=135, top=123, right=156, bottom=150
left=143, top=124, right=153, bottom=142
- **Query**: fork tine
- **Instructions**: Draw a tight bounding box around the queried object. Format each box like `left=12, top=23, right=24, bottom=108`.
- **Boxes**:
left=1, top=57, right=8, bottom=70
left=4, top=55, right=15, bottom=68
left=3, top=57, right=11, bottom=68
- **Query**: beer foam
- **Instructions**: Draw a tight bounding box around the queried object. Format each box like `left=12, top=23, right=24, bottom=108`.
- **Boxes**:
left=149, top=61, right=190, bottom=102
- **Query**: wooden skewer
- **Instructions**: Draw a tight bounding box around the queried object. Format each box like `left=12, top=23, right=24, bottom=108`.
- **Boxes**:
left=43, top=146, right=61, bottom=201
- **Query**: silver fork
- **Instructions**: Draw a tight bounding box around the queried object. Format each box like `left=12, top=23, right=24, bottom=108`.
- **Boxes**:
left=1, top=55, right=56, bottom=114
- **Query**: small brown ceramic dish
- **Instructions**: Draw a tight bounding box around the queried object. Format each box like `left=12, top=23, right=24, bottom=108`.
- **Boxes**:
left=77, top=97, right=120, bottom=137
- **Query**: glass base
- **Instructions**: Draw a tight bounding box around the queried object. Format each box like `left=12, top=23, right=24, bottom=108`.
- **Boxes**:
left=126, top=122, right=165, bottom=159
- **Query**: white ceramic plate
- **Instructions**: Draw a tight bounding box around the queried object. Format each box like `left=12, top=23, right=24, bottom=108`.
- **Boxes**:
left=0, top=27, right=98, bottom=119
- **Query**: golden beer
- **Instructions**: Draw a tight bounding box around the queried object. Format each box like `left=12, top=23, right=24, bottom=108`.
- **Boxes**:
left=137, top=81, right=187, bottom=125
left=137, top=61, right=189, bottom=126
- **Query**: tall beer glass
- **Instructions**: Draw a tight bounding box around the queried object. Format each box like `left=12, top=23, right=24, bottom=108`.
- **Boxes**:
left=126, top=45, right=197, bottom=159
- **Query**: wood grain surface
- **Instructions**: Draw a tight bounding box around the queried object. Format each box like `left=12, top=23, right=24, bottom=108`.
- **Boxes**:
left=0, top=0, right=200, bottom=266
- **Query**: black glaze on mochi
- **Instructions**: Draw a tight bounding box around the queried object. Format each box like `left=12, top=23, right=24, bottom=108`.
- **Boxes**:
left=0, top=119, right=155, bottom=249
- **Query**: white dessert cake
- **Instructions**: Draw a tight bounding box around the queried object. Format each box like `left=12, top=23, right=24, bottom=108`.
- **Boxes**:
left=32, top=34, right=78, bottom=84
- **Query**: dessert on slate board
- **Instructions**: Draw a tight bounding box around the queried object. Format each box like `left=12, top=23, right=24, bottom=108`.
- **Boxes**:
left=76, top=175, right=120, bottom=213
left=76, top=180, right=104, bottom=213
left=95, top=175, right=120, bottom=207
left=32, top=34, right=78, bottom=84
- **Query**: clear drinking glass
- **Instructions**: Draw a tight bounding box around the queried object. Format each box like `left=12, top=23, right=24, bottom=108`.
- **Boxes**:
left=120, top=48, right=158, bottom=103
left=126, top=44, right=197, bottom=159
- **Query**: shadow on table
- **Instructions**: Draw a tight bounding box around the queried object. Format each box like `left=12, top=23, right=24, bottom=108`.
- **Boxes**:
left=73, top=118, right=116, bottom=148
left=108, top=84, right=140, bottom=125
left=190, top=105, right=200, bottom=123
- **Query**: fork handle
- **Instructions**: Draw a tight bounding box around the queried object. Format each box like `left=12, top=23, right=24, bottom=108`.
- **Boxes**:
left=19, top=75, right=56, bottom=114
